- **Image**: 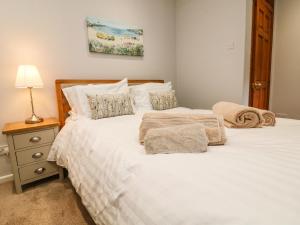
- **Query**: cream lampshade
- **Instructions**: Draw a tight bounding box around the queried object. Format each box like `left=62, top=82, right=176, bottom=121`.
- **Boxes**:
left=16, top=65, right=44, bottom=124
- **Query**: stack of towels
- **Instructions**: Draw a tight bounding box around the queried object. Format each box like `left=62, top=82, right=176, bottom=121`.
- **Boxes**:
left=212, top=101, right=276, bottom=128
left=140, top=113, right=226, bottom=154
left=140, top=101, right=276, bottom=155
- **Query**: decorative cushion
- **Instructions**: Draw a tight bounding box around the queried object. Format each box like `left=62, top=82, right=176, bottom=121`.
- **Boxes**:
left=149, top=90, right=177, bottom=110
left=87, top=93, right=134, bottom=119
left=129, top=82, right=172, bottom=111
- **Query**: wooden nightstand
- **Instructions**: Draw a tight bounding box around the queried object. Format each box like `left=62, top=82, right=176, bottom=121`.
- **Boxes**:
left=2, top=118, right=63, bottom=193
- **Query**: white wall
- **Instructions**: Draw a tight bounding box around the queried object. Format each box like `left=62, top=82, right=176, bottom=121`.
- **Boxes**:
left=176, top=0, right=251, bottom=109
left=242, top=0, right=253, bottom=105
left=270, top=0, right=300, bottom=119
left=0, top=0, right=176, bottom=177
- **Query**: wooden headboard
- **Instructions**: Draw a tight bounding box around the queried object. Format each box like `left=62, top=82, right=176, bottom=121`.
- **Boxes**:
left=55, top=79, right=164, bottom=128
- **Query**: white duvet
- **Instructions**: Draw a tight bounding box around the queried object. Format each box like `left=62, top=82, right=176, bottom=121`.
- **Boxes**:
left=48, top=108, right=300, bottom=225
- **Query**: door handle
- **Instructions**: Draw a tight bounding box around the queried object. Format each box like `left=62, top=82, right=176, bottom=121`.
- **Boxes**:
left=252, top=81, right=263, bottom=90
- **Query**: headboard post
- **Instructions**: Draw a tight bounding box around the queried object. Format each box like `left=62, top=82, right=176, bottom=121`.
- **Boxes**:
left=55, top=80, right=67, bottom=128
left=55, top=79, right=164, bottom=128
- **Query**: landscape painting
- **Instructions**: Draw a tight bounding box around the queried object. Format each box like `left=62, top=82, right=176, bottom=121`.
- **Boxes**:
left=87, top=17, right=144, bottom=56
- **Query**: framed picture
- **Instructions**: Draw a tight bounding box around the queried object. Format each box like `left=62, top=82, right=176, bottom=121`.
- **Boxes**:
left=87, top=17, right=144, bottom=56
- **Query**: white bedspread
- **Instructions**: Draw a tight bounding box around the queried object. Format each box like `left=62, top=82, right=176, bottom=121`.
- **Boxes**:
left=48, top=108, right=300, bottom=225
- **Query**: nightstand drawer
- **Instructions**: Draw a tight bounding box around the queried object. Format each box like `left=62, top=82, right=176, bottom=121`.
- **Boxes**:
left=19, top=161, right=58, bottom=181
left=16, top=145, right=51, bottom=166
left=13, top=129, right=55, bottom=150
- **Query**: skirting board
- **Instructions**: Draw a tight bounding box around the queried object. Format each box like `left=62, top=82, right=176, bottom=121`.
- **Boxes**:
left=0, top=174, right=13, bottom=184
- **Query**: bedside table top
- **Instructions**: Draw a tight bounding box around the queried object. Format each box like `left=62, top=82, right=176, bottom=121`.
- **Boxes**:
left=2, top=118, right=59, bottom=135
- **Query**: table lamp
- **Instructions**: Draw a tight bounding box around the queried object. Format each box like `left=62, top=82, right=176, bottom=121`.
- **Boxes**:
left=15, top=65, right=44, bottom=124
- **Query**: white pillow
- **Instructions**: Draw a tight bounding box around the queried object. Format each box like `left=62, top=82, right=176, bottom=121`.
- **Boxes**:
left=129, top=82, right=172, bottom=110
left=63, top=78, right=128, bottom=118
left=63, top=86, right=80, bottom=114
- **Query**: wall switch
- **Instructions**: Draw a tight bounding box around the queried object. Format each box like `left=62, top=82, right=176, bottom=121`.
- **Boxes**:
left=227, top=41, right=235, bottom=50
left=0, top=145, right=9, bottom=156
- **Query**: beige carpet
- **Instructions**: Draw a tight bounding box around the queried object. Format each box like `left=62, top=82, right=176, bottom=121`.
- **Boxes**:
left=0, top=177, right=95, bottom=225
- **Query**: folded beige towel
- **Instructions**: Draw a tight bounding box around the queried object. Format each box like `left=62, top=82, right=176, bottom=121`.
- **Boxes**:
left=144, top=124, right=208, bottom=154
left=140, top=113, right=226, bottom=145
left=212, top=101, right=264, bottom=128
left=260, top=110, right=276, bottom=126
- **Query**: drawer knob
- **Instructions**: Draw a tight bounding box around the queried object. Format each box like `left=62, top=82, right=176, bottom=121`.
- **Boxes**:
left=32, top=152, right=44, bottom=159
left=29, top=136, right=41, bottom=143
left=34, top=167, right=46, bottom=175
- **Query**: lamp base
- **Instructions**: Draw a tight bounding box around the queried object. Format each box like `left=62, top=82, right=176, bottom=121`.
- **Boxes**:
left=25, top=114, right=44, bottom=124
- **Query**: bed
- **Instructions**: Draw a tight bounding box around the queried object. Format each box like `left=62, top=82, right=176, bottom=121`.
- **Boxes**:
left=49, top=79, right=300, bottom=225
